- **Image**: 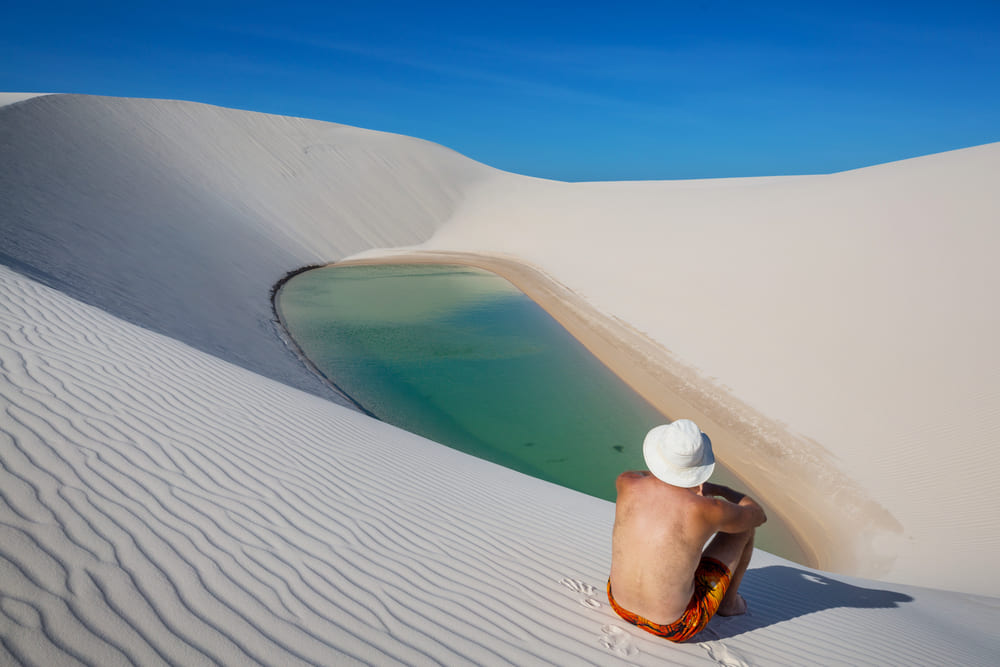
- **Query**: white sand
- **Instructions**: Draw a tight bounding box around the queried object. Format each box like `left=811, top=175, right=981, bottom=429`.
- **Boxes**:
left=2, top=94, right=998, bottom=664
left=393, top=146, right=1000, bottom=594
left=0, top=93, right=50, bottom=108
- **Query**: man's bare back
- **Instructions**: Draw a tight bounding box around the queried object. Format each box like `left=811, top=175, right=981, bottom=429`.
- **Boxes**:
left=610, top=473, right=766, bottom=621
left=607, top=421, right=767, bottom=641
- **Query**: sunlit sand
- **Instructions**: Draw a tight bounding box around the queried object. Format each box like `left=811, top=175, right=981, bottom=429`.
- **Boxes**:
left=1, top=93, right=997, bottom=664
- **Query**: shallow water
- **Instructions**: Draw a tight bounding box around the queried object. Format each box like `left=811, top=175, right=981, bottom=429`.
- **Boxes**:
left=277, top=263, right=807, bottom=563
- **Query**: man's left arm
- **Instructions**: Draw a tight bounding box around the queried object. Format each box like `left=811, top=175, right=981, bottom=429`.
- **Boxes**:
left=700, top=482, right=767, bottom=530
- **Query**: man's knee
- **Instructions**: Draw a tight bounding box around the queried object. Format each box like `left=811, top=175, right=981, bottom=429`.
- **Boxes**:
left=704, top=528, right=754, bottom=570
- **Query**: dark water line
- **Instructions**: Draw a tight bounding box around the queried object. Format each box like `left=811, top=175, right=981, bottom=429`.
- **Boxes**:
left=271, top=264, right=375, bottom=418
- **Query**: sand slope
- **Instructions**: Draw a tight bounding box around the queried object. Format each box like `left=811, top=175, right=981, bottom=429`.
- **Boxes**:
left=2, top=94, right=999, bottom=664
left=0, top=94, right=493, bottom=404
left=0, top=93, right=51, bottom=108
left=3, top=265, right=998, bottom=666
left=405, top=143, right=1000, bottom=593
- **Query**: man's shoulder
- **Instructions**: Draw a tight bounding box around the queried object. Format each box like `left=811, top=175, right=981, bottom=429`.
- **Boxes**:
left=616, top=470, right=670, bottom=496
left=616, top=473, right=701, bottom=505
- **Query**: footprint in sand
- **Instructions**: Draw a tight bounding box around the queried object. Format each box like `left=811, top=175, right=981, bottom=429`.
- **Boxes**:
left=599, top=624, right=639, bottom=657
left=700, top=637, right=749, bottom=667
left=559, top=577, right=602, bottom=609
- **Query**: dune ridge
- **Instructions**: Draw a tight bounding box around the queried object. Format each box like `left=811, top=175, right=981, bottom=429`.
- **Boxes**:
left=2, top=94, right=999, bottom=664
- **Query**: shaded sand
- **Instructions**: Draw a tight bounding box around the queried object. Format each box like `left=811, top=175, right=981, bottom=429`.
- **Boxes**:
left=2, top=94, right=999, bottom=664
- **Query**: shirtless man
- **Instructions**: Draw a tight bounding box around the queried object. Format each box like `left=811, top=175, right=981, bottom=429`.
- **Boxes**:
left=608, top=419, right=766, bottom=642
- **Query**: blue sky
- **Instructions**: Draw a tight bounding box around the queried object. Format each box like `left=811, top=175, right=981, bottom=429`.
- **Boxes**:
left=2, top=1, right=998, bottom=180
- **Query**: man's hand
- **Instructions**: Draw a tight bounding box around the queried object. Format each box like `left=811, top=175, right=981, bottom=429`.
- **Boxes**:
left=700, top=482, right=744, bottom=504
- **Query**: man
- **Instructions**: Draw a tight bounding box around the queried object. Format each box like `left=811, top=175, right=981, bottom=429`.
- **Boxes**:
left=608, top=419, right=766, bottom=642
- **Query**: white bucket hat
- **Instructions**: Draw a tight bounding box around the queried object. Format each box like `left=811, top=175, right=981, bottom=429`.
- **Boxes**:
left=643, top=419, right=715, bottom=488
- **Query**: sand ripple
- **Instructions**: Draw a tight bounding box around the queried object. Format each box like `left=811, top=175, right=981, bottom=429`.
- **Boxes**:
left=3, top=251, right=999, bottom=666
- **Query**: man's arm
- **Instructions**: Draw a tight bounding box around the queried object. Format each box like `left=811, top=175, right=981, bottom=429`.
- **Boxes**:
left=701, top=482, right=748, bottom=504
left=700, top=482, right=767, bottom=533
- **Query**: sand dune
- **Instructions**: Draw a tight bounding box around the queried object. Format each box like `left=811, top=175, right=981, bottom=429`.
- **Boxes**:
left=2, top=94, right=999, bottom=664
left=1, top=93, right=493, bottom=404
left=4, top=255, right=998, bottom=666
left=0, top=93, right=50, bottom=108
left=398, top=142, right=1000, bottom=593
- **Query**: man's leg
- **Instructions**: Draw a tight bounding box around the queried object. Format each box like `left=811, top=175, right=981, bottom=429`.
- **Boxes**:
left=703, top=528, right=755, bottom=616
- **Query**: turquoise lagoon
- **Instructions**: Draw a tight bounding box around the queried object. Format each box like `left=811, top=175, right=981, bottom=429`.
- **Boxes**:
left=277, top=263, right=805, bottom=561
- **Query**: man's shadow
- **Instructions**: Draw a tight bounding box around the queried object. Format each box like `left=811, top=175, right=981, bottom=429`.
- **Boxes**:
left=704, top=565, right=913, bottom=639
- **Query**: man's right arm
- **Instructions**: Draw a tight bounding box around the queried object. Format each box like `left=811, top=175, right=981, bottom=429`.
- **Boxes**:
left=701, top=482, right=767, bottom=533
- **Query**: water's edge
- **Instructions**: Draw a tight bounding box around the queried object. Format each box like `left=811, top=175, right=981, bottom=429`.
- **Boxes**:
left=271, top=264, right=375, bottom=417
left=272, top=258, right=816, bottom=568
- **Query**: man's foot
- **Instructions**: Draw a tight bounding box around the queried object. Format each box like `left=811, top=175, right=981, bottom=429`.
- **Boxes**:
left=717, top=593, right=747, bottom=617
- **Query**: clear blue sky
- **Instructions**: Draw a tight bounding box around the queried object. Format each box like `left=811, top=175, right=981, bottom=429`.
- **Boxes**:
left=2, top=1, right=998, bottom=181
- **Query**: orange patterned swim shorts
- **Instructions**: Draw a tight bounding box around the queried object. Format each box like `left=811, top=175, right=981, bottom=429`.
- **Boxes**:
left=607, top=557, right=731, bottom=642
